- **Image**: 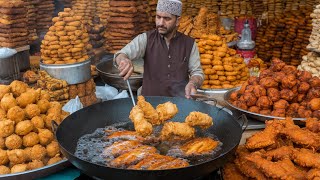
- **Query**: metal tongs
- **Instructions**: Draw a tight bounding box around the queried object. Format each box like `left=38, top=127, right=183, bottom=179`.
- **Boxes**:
left=113, top=60, right=136, bottom=107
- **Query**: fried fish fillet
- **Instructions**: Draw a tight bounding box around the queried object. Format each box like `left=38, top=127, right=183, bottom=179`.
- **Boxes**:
left=137, top=96, right=159, bottom=125
left=129, top=106, right=153, bottom=137
left=110, top=145, right=158, bottom=168
left=106, top=130, right=145, bottom=142
left=292, top=148, right=320, bottom=169
left=153, top=158, right=189, bottom=170
left=160, top=122, right=195, bottom=141
left=128, top=154, right=175, bottom=170
left=223, top=163, right=249, bottom=180
left=180, top=137, right=219, bottom=156
left=103, top=140, right=141, bottom=157
left=156, top=101, right=178, bottom=123
left=185, top=111, right=213, bottom=129
left=263, top=146, right=295, bottom=161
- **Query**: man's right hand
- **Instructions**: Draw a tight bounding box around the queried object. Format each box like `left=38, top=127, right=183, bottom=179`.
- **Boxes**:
left=115, top=55, right=134, bottom=80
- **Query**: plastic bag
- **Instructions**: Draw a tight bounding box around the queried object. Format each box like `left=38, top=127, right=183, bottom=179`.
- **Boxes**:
left=0, top=48, right=17, bottom=58
left=95, top=84, right=118, bottom=101
left=113, top=90, right=129, bottom=99
left=62, top=96, right=83, bottom=114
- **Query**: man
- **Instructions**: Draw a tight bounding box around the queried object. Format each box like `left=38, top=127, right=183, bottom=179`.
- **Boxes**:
left=114, top=0, right=204, bottom=98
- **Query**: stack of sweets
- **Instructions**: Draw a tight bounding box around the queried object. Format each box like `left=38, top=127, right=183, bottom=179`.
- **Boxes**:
left=0, top=0, right=29, bottom=48
left=72, top=0, right=97, bottom=25
left=307, top=5, right=320, bottom=52
left=40, top=8, right=91, bottom=64
left=148, top=0, right=157, bottom=24
left=69, top=78, right=97, bottom=107
left=252, top=0, right=264, bottom=18
left=23, top=0, right=38, bottom=43
left=63, top=0, right=72, bottom=8
left=97, top=0, right=110, bottom=25
left=87, top=17, right=106, bottom=49
left=137, top=0, right=151, bottom=32
left=36, top=0, right=54, bottom=34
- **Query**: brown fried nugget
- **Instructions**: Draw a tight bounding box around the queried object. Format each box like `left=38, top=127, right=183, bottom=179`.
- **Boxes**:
left=0, top=85, right=10, bottom=99
left=40, top=90, right=50, bottom=101
left=30, top=144, right=46, bottom=161
left=38, top=129, right=54, bottom=146
left=25, top=104, right=41, bottom=119
left=47, top=155, right=62, bottom=165
left=0, top=165, right=10, bottom=174
left=0, top=149, right=8, bottom=165
left=9, top=80, right=28, bottom=97
left=11, top=164, right=27, bottom=173
left=5, top=134, right=22, bottom=149
left=0, top=119, right=15, bottom=138
left=16, top=89, right=37, bottom=108
left=7, top=106, right=25, bottom=123
left=27, top=160, right=44, bottom=170
left=15, top=120, right=34, bottom=136
left=1, top=93, right=17, bottom=111
left=46, top=141, right=60, bottom=157
left=37, top=99, right=50, bottom=114
left=7, top=149, right=27, bottom=165
left=23, top=132, right=39, bottom=147
left=31, top=116, right=45, bottom=129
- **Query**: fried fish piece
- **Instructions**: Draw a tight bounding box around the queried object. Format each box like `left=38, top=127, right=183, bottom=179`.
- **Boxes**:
left=129, top=106, right=153, bottom=137
left=223, top=163, right=248, bottom=180
left=263, top=146, right=294, bottom=161
left=110, top=145, right=157, bottom=168
left=103, top=140, right=142, bottom=157
left=106, top=130, right=145, bottom=142
left=137, top=96, right=159, bottom=125
left=292, top=148, right=320, bottom=169
left=180, top=137, right=219, bottom=156
left=185, top=111, right=213, bottom=129
left=156, top=101, right=178, bottom=123
left=306, top=118, right=320, bottom=133
left=153, top=158, right=189, bottom=170
left=160, top=122, right=195, bottom=141
left=128, top=154, right=175, bottom=170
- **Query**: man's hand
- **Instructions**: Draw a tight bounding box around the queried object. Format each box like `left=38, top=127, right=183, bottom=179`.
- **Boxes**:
left=115, top=54, right=134, bottom=80
left=185, top=81, right=197, bottom=99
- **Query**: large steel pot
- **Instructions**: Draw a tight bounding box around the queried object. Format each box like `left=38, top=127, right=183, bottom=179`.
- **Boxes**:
left=96, top=60, right=143, bottom=91
left=40, top=60, right=91, bottom=85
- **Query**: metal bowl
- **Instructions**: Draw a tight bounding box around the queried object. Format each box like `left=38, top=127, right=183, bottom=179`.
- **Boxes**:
left=224, top=87, right=307, bottom=122
left=40, top=60, right=91, bottom=85
left=96, top=60, right=143, bottom=91
left=0, top=160, right=70, bottom=180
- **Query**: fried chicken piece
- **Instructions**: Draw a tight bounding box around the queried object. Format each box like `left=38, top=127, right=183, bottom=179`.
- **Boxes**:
left=273, top=71, right=286, bottom=83
left=287, top=103, right=300, bottom=116
left=223, top=163, right=248, bottom=180
left=232, top=100, right=248, bottom=110
left=273, top=99, right=289, bottom=109
left=110, top=145, right=158, bottom=168
left=259, top=69, right=273, bottom=79
left=230, top=91, right=239, bottom=101
left=179, top=137, right=219, bottom=156
left=281, top=74, right=297, bottom=89
left=238, top=82, right=249, bottom=95
left=137, top=96, right=159, bottom=125
left=246, top=120, right=285, bottom=150
left=271, top=109, right=286, bottom=117
left=306, top=118, right=320, bottom=133
left=298, top=71, right=312, bottom=82
left=280, top=125, right=320, bottom=150
left=156, top=101, right=178, bottom=123
left=234, top=146, right=267, bottom=179
left=129, top=106, right=153, bottom=137
left=104, top=140, right=142, bottom=157
left=242, top=92, right=257, bottom=107
left=9, top=80, right=28, bottom=97
left=185, top=112, right=213, bottom=129
left=282, top=65, right=298, bottom=75
left=253, top=85, right=267, bottom=97
left=292, top=148, right=320, bottom=169
left=270, top=58, right=286, bottom=72
left=309, top=77, right=320, bottom=87
left=298, top=82, right=311, bottom=94
left=248, top=106, right=260, bottom=113
left=259, top=109, right=271, bottom=115
left=309, top=98, right=320, bottom=111
left=256, top=96, right=273, bottom=110
left=106, top=130, right=145, bottom=142
left=307, top=168, right=320, bottom=180
left=267, top=88, right=280, bottom=102
left=160, top=122, right=195, bottom=141
left=298, top=106, right=313, bottom=118
left=128, top=154, right=175, bottom=170
left=246, top=152, right=306, bottom=179
left=264, top=146, right=294, bottom=161
left=248, top=76, right=259, bottom=85
left=296, top=94, right=306, bottom=103
left=1, top=93, right=17, bottom=111
left=280, top=89, right=295, bottom=101
left=153, top=158, right=189, bottom=170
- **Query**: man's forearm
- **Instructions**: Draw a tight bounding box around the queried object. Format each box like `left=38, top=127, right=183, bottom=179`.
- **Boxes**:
left=189, top=75, right=203, bottom=89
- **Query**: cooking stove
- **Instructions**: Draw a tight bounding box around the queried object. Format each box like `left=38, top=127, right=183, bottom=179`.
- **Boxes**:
left=74, top=170, right=223, bottom=180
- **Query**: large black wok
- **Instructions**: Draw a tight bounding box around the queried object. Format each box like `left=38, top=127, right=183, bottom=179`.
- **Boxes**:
left=55, top=96, right=246, bottom=180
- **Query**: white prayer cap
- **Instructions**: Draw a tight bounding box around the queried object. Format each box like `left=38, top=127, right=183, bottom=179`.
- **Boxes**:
left=156, top=0, right=182, bottom=16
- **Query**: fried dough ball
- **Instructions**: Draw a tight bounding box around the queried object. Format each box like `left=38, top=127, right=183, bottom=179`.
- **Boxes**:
left=0, top=119, right=15, bottom=137
left=7, top=106, right=25, bottom=123
left=24, top=147, right=32, bottom=162
left=31, top=116, right=45, bottom=129
left=270, top=58, right=286, bottom=72
left=25, top=104, right=41, bottom=119
left=266, top=88, right=280, bottom=102
left=298, top=82, right=310, bottom=94
left=280, top=89, right=295, bottom=101
left=286, top=103, right=299, bottom=117
left=309, top=77, right=320, bottom=87
left=297, top=71, right=312, bottom=82
left=0, top=149, right=8, bottom=165
left=271, top=109, right=286, bottom=117
left=46, top=141, right=60, bottom=157
left=0, top=108, right=6, bottom=119
left=248, top=106, right=260, bottom=113
left=11, top=164, right=27, bottom=173
left=259, top=77, right=278, bottom=88
left=30, top=145, right=46, bottom=161
left=47, top=155, right=62, bottom=165
left=256, top=96, right=272, bottom=109
left=298, top=106, right=313, bottom=118
left=281, top=74, right=297, bottom=89
left=23, top=132, right=39, bottom=147
left=15, top=120, right=34, bottom=136
left=0, top=137, right=4, bottom=149
left=273, top=71, right=286, bottom=83
left=7, top=149, right=27, bottom=165
left=308, top=98, right=320, bottom=111
left=38, top=129, right=54, bottom=146
left=260, top=109, right=271, bottom=115
left=44, top=113, right=61, bottom=129
left=248, top=76, right=259, bottom=85
left=9, top=81, right=28, bottom=97
left=27, top=160, right=44, bottom=170
left=37, top=99, right=50, bottom=114
left=1, top=93, right=17, bottom=111
left=252, top=85, right=266, bottom=97
left=5, top=134, right=22, bottom=149
left=273, top=99, right=289, bottom=109
left=0, top=85, right=10, bottom=100
left=16, top=89, right=38, bottom=108
left=242, top=92, right=257, bottom=106
left=0, top=165, right=10, bottom=174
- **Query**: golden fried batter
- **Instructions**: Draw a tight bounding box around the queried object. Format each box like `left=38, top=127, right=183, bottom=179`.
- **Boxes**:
left=104, top=140, right=142, bottom=157
left=137, top=96, right=159, bottom=125
left=38, top=129, right=54, bottom=146
left=11, top=163, right=28, bottom=173
left=0, top=165, right=10, bottom=174
left=47, top=155, right=62, bottom=165
left=0, top=119, right=15, bottom=138
left=1, top=93, right=17, bottom=111
left=128, top=154, right=175, bottom=170
left=180, top=137, right=219, bottom=156
left=156, top=102, right=178, bottom=123
left=0, top=108, right=5, bottom=119
left=30, top=144, right=47, bottom=161
left=0, top=149, right=8, bottom=165
left=185, top=112, right=213, bottom=129
left=25, top=104, right=41, bottom=119
left=16, top=89, right=37, bottom=108
left=27, top=160, right=44, bottom=170
left=7, top=149, right=27, bottom=165
left=46, top=141, right=60, bottom=157
left=160, top=122, right=195, bottom=141
left=7, top=106, right=25, bottom=123
left=9, top=80, right=28, bottom=97
left=0, top=137, right=4, bottom=149
left=5, top=134, right=22, bottom=149
left=23, top=132, right=39, bottom=147
left=153, top=158, right=189, bottom=170
left=31, top=116, right=45, bottom=129
left=15, top=120, right=34, bottom=136
left=129, top=106, right=153, bottom=137
left=0, top=85, right=10, bottom=100
left=223, top=163, right=248, bottom=180
left=37, top=99, right=50, bottom=114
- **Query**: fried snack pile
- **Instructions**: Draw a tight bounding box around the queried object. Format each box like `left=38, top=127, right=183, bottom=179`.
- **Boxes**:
left=40, top=8, right=91, bottom=65
left=181, top=0, right=219, bottom=17
left=230, top=58, right=320, bottom=118
left=308, top=5, right=320, bottom=52
left=146, top=0, right=157, bottom=25
left=255, top=10, right=312, bottom=66
left=96, top=0, right=110, bottom=25
left=86, top=17, right=106, bottom=49
left=0, top=0, right=28, bottom=48
left=219, top=0, right=252, bottom=18
left=72, top=0, right=96, bottom=25
left=35, top=0, right=54, bottom=34
left=22, top=0, right=38, bottom=43
left=299, top=52, right=320, bottom=78
left=198, top=34, right=249, bottom=89
left=223, top=117, right=320, bottom=180
left=0, top=81, right=68, bottom=174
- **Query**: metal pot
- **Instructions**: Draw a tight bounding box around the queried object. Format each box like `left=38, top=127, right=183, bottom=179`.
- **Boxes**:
left=96, top=60, right=143, bottom=91
left=40, top=60, right=91, bottom=85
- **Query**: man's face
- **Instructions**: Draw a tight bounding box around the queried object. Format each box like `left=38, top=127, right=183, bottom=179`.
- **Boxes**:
left=156, top=11, right=180, bottom=36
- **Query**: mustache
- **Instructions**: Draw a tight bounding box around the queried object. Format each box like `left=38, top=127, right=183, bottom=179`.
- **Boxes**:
left=156, top=25, right=166, bottom=29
